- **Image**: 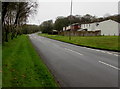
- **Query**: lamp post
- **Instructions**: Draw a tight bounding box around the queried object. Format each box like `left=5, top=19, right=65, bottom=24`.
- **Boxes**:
left=69, top=0, right=72, bottom=40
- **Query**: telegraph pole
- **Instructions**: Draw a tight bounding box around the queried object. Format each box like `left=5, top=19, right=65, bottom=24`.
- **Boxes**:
left=69, top=0, right=72, bottom=40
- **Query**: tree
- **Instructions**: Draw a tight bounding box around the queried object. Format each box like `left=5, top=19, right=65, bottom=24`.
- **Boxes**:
left=40, top=20, right=53, bottom=33
left=80, top=14, right=96, bottom=23
left=54, top=16, right=69, bottom=31
left=2, top=1, right=38, bottom=43
left=2, top=2, right=10, bottom=42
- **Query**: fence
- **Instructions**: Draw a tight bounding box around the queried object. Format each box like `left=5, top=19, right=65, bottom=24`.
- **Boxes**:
left=59, top=30, right=101, bottom=36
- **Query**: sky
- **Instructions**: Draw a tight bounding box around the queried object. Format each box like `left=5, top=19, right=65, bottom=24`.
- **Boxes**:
left=27, top=0, right=119, bottom=25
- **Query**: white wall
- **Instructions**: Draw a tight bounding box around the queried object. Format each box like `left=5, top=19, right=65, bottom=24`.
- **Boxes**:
left=81, top=23, right=98, bottom=31
left=81, top=20, right=119, bottom=36
left=89, top=23, right=96, bottom=31
left=96, top=20, right=119, bottom=36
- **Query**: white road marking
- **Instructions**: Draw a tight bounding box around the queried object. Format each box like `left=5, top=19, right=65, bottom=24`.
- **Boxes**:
left=31, top=35, right=119, bottom=56
left=95, top=50, right=100, bottom=52
left=87, top=48, right=118, bottom=56
left=90, top=49, right=95, bottom=50
left=99, top=61, right=120, bottom=70
left=65, top=48, right=83, bottom=55
left=106, top=52, right=112, bottom=55
left=100, top=51, right=106, bottom=53
left=114, top=54, right=119, bottom=56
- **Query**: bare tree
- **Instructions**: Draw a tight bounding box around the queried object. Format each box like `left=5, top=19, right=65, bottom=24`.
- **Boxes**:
left=2, top=1, right=38, bottom=42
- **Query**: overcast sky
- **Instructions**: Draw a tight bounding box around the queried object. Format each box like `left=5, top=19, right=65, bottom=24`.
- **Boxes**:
left=27, top=0, right=119, bottom=25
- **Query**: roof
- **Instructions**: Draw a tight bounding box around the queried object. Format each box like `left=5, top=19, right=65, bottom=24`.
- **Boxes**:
left=81, top=19, right=119, bottom=25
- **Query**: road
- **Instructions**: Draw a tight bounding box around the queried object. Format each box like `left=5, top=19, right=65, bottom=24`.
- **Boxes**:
left=29, top=33, right=119, bottom=87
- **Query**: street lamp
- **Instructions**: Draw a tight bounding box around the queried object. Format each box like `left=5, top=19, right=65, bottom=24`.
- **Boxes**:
left=69, top=0, right=73, bottom=40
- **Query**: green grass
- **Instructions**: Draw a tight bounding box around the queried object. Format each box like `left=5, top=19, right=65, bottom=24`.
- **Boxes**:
left=38, top=33, right=119, bottom=51
left=3, top=35, right=59, bottom=87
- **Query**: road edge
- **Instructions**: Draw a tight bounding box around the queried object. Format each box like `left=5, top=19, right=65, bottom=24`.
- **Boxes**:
left=38, top=35, right=119, bottom=53
left=28, top=35, right=61, bottom=88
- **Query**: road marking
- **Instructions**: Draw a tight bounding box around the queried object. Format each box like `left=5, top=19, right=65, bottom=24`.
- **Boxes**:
left=95, top=50, right=100, bottom=52
left=113, top=54, right=119, bottom=56
left=106, top=52, right=112, bottom=55
left=65, top=48, right=83, bottom=55
left=99, top=61, right=120, bottom=70
left=89, top=48, right=119, bottom=56
left=83, top=47, right=119, bottom=56
left=90, top=49, right=95, bottom=50
left=100, top=51, right=106, bottom=53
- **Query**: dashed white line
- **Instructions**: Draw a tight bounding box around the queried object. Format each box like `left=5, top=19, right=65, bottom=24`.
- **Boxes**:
left=99, top=61, right=120, bottom=70
left=65, top=48, right=83, bottom=55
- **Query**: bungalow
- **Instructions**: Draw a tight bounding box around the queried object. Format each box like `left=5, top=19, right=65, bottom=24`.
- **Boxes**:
left=81, top=19, right=120, bottom=36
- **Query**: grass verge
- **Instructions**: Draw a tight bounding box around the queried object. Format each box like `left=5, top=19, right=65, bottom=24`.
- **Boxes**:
left=38, top=33, right=119, bottom=51
left=3, top=35, right=59, bottom=87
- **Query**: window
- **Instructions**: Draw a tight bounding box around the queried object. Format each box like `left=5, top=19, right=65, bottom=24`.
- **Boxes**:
left=96, top=23, right=99, bottom=26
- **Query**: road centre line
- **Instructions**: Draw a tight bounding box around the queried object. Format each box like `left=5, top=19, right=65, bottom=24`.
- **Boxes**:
left=65, top=48, right=83, bottom=55
left=99, top=61, right=120, bottom=70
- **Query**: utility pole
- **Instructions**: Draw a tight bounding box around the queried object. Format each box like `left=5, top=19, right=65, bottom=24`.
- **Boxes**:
left=69, top=0, right=72, bottom=40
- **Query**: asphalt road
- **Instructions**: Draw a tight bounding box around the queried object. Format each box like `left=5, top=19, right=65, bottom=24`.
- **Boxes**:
left=29, top=33, right=119, bottom=87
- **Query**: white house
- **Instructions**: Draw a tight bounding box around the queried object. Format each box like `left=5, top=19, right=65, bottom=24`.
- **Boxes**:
left=81, top=19, right=120, bottom=36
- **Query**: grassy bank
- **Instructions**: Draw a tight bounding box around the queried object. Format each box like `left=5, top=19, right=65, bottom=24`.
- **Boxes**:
left=3, top=35, right=58, bottom=87
left=38, top=33, right=119, bottom=51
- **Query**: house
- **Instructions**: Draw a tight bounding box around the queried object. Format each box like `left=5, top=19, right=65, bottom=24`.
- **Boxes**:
left=62, top=23, right=100, bottom=36
left=63, top=23, right=81, bottom=31
left=81, top=19, right=120, bottom=36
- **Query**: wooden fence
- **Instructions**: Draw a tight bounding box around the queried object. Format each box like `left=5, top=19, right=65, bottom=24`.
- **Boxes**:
left=59, top=30, right=101, bottom=36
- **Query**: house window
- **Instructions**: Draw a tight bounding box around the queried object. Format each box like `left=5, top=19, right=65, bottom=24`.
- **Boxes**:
left=96, top=23, right=99, bottom=26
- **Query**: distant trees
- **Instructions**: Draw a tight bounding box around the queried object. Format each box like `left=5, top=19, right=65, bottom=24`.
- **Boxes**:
left=2, top=1, right=38, bottom=43
left=40, top=14, right=97, bottom=33
left=22, top=24, right=40, bottom=34
left=103, top=14, right=120, bottom=23
left=40, top=20, right=53, bottom=33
